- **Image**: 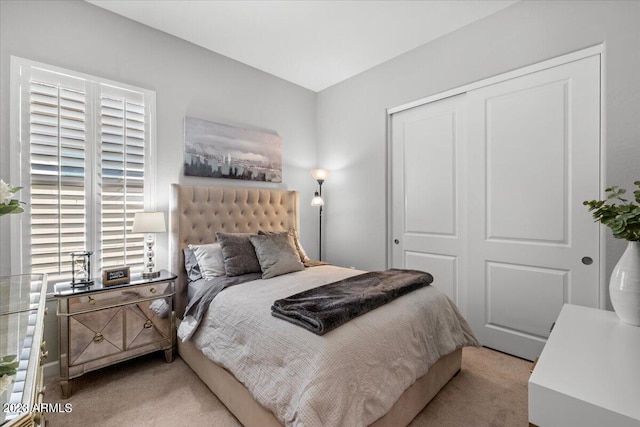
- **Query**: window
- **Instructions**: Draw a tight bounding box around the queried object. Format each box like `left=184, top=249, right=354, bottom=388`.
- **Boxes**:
left=11, top=57, right=156, bottom=285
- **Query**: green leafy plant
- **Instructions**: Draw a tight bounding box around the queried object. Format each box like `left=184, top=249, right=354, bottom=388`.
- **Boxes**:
left=0, top=355, right=18, bottom=377
left=583, top=181, right=640, bottom=241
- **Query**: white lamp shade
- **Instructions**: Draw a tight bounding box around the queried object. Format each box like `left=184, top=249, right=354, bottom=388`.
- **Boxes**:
left=132, top=212, right=166, bottom=233
left=311, top=194, right=324, bottom=206
left=311, top=169, right=329, bottom=181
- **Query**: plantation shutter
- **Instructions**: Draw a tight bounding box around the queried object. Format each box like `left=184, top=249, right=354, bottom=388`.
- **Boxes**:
left=15, top=58, right=155, bottom=285
left=28, top=69, right=88, bottom=282
left=99, top=87, right=146, bottom=270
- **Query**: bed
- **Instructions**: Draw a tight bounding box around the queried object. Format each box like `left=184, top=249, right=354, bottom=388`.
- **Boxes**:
left=169, top=184, right=477, bottom=427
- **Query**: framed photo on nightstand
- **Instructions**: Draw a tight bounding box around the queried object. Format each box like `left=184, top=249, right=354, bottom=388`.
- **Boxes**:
left=102, top=266, right=130, bottom=286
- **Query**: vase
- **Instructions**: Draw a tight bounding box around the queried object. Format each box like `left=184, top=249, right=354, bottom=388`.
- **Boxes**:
left=609, top=241, right=640, bottom=326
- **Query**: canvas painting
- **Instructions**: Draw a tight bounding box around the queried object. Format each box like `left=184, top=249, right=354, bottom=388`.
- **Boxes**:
left=184, top=117, right=282, bottom=182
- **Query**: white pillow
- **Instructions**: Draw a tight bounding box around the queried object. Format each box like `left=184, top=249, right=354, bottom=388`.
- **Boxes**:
left=188, top=243, right=225, bottom=278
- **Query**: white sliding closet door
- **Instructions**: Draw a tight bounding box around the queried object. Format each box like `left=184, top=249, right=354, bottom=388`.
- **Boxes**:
left=466, top=55, right=601, bottom=360
left=391, top=53, right=601, bottom=361
left=391, top=94, right=467, bottom=306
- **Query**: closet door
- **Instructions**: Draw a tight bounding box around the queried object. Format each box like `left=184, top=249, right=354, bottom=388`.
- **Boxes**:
left=391, top=94, right=467, bottom=306
left=466, top=55, right=601, bottom=360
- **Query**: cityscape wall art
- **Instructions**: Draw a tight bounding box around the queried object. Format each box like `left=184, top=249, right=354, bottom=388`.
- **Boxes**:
left=183, top=116, right=282, bottom=182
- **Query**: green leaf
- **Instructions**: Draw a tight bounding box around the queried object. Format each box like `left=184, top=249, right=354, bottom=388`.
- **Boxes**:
left=0, top=203, right=22, bottom=216
left=1, top=355, right=17, bottom=363
left=584, top=180, right=640, bottom=240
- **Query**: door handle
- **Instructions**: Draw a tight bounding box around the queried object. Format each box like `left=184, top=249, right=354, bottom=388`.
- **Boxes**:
left=394, top=239, right=400, bottom=245
left=581, top=257, right=593, bottom=265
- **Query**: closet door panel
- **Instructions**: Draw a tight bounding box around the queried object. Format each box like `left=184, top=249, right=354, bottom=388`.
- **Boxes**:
left=404, top=111, right=457, bottom=235
left=405, top=252, right=458, bottom=303
left=466, top=54, right=601, bottom=360
left=391, top=94, right=467, bottom=306
left=485, top=81, right=567, bottom=243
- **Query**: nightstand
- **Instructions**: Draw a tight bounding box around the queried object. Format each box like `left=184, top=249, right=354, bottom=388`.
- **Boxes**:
left=529, top=304, right=640, bottom=426
left=54, top=270, right=176, bottom=398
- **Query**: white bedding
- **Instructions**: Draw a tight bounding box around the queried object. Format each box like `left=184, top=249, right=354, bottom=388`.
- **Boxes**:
left=185, top=265, right=478, bottom=427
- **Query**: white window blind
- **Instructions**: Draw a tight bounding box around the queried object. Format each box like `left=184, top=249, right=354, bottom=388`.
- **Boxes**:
left=28, top=71, right=88, bottom=281
left=13, top=58, right=156, bottom=285
left=99, top=90, right=146, bottom=270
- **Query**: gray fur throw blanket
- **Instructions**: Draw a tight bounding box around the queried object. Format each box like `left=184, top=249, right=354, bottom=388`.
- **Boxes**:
left=271, top=269, right=433, bottom=335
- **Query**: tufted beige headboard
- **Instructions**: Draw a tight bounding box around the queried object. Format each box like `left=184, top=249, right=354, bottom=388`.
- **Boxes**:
left=170, top=184, right=299, bottom=318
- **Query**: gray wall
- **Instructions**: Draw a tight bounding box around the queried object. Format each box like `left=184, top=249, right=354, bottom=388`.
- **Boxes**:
left=0, top=0, right=319, bottom=271
left=316, top=1, right=640, bottom=304
left=0, top=0, right=317, bottom=367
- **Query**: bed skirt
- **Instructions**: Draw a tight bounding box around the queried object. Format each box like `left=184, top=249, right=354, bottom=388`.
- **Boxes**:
left=177, top=319, right=462, bottom=427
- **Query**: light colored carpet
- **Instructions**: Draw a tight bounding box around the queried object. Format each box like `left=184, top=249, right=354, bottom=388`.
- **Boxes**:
left=44, top=347, right=530, bottom=426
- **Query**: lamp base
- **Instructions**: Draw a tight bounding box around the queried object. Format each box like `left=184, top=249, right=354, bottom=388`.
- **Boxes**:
left=142, top=271, right=160, bottom=279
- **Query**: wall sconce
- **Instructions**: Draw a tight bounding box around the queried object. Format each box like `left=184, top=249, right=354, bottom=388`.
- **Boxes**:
left=132, top=211, right=166, bottom=278
left=311, top=169, right=329, bottom=261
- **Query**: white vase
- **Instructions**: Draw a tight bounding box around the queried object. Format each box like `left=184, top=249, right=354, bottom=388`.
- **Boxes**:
left=609, top=241, right=640, bottom=326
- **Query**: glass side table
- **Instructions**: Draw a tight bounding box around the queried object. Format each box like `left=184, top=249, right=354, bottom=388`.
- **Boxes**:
left=0, top=274, right=48, bottom=427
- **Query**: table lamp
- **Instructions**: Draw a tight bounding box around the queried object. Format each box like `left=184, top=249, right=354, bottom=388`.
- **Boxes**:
left=132, top=211, right=166, bottom=278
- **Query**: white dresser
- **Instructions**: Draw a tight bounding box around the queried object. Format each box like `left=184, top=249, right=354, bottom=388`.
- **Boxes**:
left=529, top=304, right=640, bottom=426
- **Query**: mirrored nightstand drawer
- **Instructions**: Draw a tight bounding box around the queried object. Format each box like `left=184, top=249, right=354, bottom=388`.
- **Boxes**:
left=66, top=281, right=173, bottom=314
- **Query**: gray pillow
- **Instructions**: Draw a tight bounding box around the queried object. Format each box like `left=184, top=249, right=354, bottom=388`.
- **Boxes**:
left=249, top=232, right=305, bottom=279
left=258, top=229, right=310, bottom=263
left=216, top=232, right=262, bottom=276
left=183, top=247, right=203, bottom=282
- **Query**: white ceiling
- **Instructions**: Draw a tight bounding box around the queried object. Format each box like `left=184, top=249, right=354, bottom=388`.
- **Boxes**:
left=87, top=0, right=517, bottom=92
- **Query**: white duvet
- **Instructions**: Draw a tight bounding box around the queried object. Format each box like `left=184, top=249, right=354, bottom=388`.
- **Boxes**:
left=184, top=265, right=478, bottom=427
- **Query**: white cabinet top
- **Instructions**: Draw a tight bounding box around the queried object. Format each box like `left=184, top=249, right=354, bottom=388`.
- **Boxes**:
left=529, top=304, right=640, bottom=422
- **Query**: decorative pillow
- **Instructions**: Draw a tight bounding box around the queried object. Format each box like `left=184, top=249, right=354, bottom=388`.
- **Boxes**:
left=183, top=247, right=203, bottom=282
left=259, top=229, right=310, bottom=263
left=249, top=232, right=305, bottom=279
left=216, top=233, right=262, bottom=276
left=188, top=243, right=225, bottom=279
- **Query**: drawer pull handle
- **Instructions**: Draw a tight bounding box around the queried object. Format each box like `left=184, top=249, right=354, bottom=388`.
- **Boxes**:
left=41, top=350, right=49, bottom=360
left=144, top=320, right=153, bottom=329
left=88, top=296, right=96, bottom=305
left=149, top=287, right=157, bottom=294
left=93, top=333, right=104, bottom=343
